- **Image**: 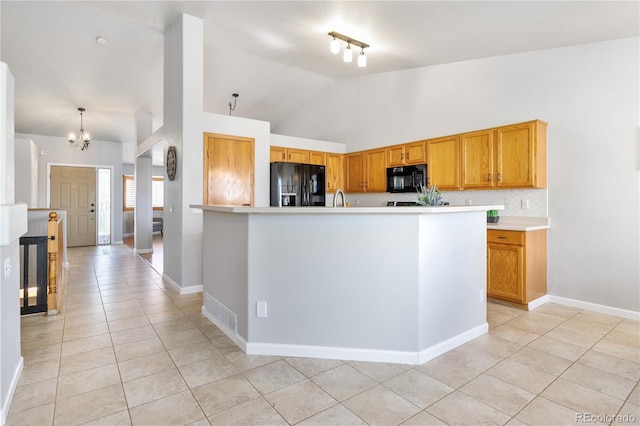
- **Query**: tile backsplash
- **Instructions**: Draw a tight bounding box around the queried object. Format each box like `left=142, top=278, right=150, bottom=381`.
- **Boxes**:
left=332, top=188, right=548, bottom=217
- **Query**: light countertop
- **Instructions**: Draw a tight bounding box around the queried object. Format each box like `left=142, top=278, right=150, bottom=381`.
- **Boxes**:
left=487, top=216, right=550, bottom=231
left=191, top=204, right=504, bottom=215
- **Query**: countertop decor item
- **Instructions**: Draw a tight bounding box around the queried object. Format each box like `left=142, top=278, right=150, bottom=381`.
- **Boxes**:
left=487, top=209, right=500, bottom=223
left=416, top=184, right=443, bottom=206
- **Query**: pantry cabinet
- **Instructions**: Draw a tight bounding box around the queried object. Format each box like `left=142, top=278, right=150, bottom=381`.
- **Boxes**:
left=461, top=120, right=547, bottom=189
left=425, top=136, right=460, bottom=190
left=487, top=229, right=547, bottom=307
left=346, top=148, right=387, bottom=193
left=386, top=141, right=427, bottom=167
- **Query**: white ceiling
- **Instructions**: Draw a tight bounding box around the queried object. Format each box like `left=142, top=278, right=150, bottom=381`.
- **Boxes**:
left=1, top=1, right=638, bottom=164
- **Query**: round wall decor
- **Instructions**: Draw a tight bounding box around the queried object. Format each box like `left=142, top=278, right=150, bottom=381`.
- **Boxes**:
left=166, top=146, right=177, bottom=181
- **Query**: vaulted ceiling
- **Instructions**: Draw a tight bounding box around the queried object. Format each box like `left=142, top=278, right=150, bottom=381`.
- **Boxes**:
left=1, top=1, right=637, bottom=164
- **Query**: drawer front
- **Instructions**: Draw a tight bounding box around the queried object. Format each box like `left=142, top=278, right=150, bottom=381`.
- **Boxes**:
left=487, top=229, right=524, bottom=245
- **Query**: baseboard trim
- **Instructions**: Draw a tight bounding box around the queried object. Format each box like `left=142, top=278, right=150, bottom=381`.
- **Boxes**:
left=201, top=315, right=488, bottom=365
left=1, top=356, right=23, bottom=425
left=548, top=295, right=640, bottom=321
left=162, top=274, right=202, bottom=295
left=134, top=248, right=153, bottom=254
left=527, top=295, right=549, bottom=310
left=417, top=322, right=489, bottom=364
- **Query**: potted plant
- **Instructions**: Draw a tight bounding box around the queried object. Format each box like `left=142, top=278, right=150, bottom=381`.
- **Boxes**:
left=487, top=209, right=500, bottom=223
left=416, top=184, right=444, bottom=206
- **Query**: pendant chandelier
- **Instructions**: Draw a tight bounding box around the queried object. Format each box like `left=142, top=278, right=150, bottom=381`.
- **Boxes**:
left=69, top=107, right=90, bottom=150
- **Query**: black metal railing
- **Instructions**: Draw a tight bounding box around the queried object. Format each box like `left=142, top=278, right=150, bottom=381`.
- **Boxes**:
left=19, top=236, right=48, bottom=315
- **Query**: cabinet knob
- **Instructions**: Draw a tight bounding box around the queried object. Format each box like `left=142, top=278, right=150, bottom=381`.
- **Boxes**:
left=406, top=152, right=410, bottom=160
left=488, top=173, right=492, bottom=181
left=497, top=173, right=501, bottom=182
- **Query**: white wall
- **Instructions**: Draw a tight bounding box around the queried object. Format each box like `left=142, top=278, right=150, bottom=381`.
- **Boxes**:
left=13, top=139, right=37, bottom=207
left=0, top=62, right=24, bottom=426
left=275, top=37, right=640, bottom=313
left=15, top=133, right=124, bottom=244
left=270, top=134, right=346, bottom=154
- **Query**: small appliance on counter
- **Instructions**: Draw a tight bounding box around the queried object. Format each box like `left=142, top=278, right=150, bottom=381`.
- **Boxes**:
left=270, top=162, right=326, bottom=207
left=386, top=164, right=427, bottom=193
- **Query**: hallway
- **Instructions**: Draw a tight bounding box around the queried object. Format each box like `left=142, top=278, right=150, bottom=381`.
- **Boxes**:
left=5, top=243, right=639, bottom=425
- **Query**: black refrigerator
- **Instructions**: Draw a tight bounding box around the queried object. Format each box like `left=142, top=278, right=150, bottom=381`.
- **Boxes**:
left=270, top=162, right=326, bottom=206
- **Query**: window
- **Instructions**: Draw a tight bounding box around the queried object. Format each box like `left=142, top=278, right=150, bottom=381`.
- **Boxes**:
left=123, top=175, right=164, bottom=211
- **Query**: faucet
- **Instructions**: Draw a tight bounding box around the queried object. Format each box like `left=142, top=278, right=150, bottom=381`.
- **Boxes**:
left=333, top=189, right=346, bottom=207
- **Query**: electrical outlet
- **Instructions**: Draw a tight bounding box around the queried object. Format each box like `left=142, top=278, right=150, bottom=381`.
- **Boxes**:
left=521, top=199, right=530, bottom=209
left=465, top=199, right=472, bottom=205
left=257, top=301, right=268, bottom=318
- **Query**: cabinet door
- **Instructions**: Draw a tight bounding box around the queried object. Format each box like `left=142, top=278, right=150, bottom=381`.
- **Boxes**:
left=205, top=133, right=254, bottom=206
left=426, top=136, right=460, bottom=190
left=270, top=146, right=287, bottom=163
left=405, top=141, right=426, bottom=165
left=309, top=150, right=326, bottom=166
left=386, top=145, right=405, bottom=167
left=487, top=243, right=524, bottom=303
left=461, top=130, right=494, bottom=189
left=496, top=122, right=535, bottom=188
left=345, top=153, right=365, bottom=193
left=287, top=148, right=309, bottom=163
left=326, top=153, right=344, bottom=193
left=365, top=149, right=387, bottom=192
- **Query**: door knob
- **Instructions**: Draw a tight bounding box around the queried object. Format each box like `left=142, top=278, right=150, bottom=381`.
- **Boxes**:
left=89, top=209, right=95, bottom=212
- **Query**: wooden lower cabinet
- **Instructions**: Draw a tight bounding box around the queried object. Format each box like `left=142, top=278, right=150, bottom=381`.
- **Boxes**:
left=487, top=229, right=547, bottom=307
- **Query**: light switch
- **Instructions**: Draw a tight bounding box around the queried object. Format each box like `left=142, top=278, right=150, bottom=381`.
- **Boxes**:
left=257, top=301, right=268, bottom=318
left=4, top=258, right=12, bottom=282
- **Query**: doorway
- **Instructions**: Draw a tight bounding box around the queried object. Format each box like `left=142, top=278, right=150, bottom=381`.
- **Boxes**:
left=50, top=166, right=112, bottom=247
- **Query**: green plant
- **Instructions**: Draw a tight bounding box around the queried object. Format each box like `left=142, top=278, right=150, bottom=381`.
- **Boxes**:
left=416, top=184, right=443, bottom=206
left=487, top=210, right=499, bottom=217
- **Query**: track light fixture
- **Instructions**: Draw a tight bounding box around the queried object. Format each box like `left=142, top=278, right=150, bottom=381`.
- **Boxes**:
left=328, top=31, right=368, bottom=67
left=68, top=107, right=90, bottom=151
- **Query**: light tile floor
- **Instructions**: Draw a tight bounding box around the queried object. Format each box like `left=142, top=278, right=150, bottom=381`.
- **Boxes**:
left=6, top=243, right=640, bottom=425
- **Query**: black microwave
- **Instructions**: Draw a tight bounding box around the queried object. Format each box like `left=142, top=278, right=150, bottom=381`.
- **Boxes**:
left=386, top=164, right=427, bottom=193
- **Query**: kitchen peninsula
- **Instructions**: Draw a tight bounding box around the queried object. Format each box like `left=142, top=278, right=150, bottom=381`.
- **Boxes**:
left=192, top=204, right=502, bottom=365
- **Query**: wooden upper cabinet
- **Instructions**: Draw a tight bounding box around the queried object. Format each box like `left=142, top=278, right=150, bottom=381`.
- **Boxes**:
left=287, top=148, right=309, bottom=163
left=326, top=153, right=344, bottom=193
left=345, top=148, right=386, bottom=193
left=366, top=148, right=387, bottom=192
left=270, top=146, right=287, bottom=162
left=461, top=130, right=495, bottom=189
left=386, top=141, right=426, bottom=166
left=269, top=146, right=309, bottom=163
left=308, top=150, right=326, bottom=166
left=345, top=153, right=365, bottom=193
left=461, top=120, right=547, bottom=190
left=496, top=120, right=547, bottom=188
left=426, top=136, right=460, bottom=190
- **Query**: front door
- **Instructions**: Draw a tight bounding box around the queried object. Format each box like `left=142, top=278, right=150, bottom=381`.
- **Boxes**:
left=50, top=166, right=97, bottom=247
